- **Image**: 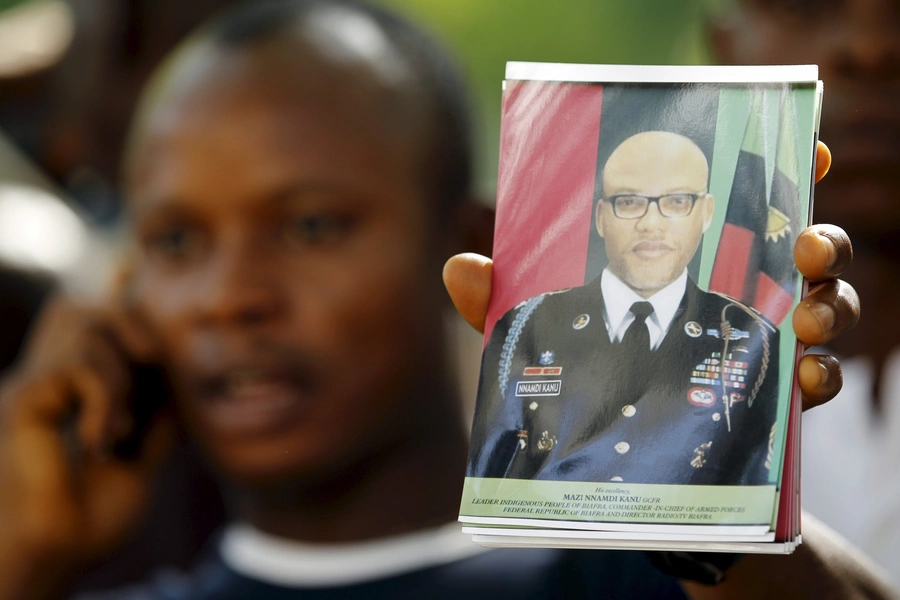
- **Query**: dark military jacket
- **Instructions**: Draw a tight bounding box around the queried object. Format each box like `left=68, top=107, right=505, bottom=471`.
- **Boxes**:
left=467, top=277, right=779, bottom=486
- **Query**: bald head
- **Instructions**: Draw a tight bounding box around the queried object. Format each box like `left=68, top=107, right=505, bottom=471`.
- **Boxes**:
left=126, top=0, right=472, bottom=214
left=602, top=131, right=709, bottom=198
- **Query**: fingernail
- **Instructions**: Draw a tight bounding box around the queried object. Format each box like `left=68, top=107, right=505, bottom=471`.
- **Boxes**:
left=809, top=302, right=836, bottom=333
left=816, top=232, right=837, bottom=268
left=817, top=361, right=829, bottom=387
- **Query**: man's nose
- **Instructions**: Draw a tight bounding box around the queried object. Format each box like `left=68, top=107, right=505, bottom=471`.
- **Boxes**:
left=635, top=201, right=665, bottom=230
left=195, top=237, right=284, bottom=328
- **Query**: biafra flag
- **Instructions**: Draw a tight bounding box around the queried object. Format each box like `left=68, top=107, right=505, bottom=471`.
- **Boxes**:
left=709, top=89, right=769, bottom=304
left=755, top=90, right=801, bottom=324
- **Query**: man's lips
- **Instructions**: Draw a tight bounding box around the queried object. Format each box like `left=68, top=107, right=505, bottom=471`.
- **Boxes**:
left=188, top=364, right=319, bottom=437
left=631, top=241, right=674, bottom=259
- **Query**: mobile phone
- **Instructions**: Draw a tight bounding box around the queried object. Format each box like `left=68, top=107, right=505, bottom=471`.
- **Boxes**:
left=112, top=363, right=171, bottom=460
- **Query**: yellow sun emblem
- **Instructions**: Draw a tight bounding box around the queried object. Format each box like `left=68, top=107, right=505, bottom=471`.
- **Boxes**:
left=766, top=206, right=791, bottom=242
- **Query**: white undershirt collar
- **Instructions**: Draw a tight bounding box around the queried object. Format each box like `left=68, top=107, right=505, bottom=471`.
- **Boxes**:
left=601, top=268, right=688, bottom=350
left=220, top=521, right=489, bottom=588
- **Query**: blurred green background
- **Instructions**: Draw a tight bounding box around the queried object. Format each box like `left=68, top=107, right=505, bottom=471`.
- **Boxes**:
left=0, top=0, right=31, bottom=10
left=375, top=0, right=714, bottom=196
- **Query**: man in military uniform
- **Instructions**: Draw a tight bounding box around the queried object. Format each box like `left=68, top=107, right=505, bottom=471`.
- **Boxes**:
left=468, top=130, right=779, bottom=486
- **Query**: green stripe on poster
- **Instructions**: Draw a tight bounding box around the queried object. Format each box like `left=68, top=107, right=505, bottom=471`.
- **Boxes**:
left=698, top=87, right=750, bottom=289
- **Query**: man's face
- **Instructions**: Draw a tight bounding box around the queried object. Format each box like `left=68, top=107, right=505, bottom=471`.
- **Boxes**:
left=596, top=132, right=714, bottom=297
left=126, top=47, right=450, bottom=485
left=712, top=0, right=900, bottom=235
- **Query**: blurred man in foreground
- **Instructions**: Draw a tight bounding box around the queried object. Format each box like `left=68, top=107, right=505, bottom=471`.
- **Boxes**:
left=0, top=1, right=888, bottom=599
left=711, top=0, right=900, bottom=583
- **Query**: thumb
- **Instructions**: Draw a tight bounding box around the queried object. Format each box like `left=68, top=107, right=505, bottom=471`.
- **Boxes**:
left=443, top=253, right=492, bottom=334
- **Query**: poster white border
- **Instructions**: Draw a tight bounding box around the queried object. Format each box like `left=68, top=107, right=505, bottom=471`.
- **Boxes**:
left=505, top=62, right=819, bottom=84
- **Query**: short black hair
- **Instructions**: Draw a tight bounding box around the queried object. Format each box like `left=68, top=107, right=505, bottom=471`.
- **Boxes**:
left=202, top=0, right=474, bottom=214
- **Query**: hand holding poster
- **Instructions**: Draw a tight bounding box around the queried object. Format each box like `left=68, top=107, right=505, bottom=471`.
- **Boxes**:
left=460, top=63, right=823, bottom=554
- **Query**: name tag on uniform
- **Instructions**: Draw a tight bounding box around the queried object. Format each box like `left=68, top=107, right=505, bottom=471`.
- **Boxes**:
left=516, top=380, right=562, bottom=396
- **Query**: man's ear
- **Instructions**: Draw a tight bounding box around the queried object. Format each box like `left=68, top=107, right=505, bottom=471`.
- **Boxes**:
left=701, top=193, right=716, bottom=233
left=595, top=199, right=606, bottom=238
left=450, top=198, right=495, bottom=258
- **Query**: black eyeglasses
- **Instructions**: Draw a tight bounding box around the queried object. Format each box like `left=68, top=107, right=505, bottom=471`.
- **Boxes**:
left=606, top=193, right=705, bottom=219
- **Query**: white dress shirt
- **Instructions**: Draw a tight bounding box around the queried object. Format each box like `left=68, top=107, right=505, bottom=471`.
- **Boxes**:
left=600, top=268, right=688, bottom=350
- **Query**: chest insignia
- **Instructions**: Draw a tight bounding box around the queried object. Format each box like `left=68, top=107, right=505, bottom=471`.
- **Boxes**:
left=524, top=366, right=562, bottom=376
left=688, top=387, right=716, bottom=407
left=729, top=392, right=745, bottom=404
left=690, top=441, right=713, bottom=468
left=684, top=321, right=702, bottom=337
left=539, top=350, right=555, bottom=365
left=573, top=314, right=590, bottom=330
left=690, top=352, right=748, bottom=390
left=706, top=328, right=750, bottom=340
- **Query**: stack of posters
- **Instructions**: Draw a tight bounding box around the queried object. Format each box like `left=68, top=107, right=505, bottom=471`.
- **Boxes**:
left=460, top=63, right=823, bottom=554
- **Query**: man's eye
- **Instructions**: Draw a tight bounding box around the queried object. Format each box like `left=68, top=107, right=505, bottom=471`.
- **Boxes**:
left=284, top=214, right=352, bottom=246
left=144, top=228, right=203, bottom=261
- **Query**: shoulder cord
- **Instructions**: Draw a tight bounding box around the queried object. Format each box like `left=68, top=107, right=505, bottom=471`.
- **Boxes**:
left=498, top=296, right=546, bottom=396
left=719, top=303, right=773, bottom=432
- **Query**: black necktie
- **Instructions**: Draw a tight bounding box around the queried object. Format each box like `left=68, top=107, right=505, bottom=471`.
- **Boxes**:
left=620, top=301, right=654, bottom=356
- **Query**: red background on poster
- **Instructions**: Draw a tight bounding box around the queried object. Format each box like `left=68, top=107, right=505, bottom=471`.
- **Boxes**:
left=485, top=81, right=605, bottom=344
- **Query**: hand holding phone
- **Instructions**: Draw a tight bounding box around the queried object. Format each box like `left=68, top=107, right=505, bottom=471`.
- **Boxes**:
left=0, top=298, right=175, bottom=600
